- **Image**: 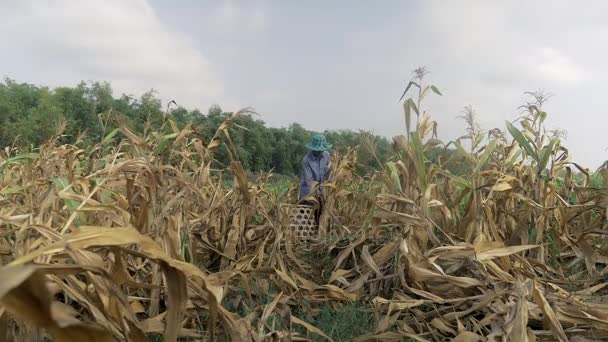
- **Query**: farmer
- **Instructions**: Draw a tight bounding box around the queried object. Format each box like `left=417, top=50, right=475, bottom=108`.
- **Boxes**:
left=299, top=133, right=332, bottom=222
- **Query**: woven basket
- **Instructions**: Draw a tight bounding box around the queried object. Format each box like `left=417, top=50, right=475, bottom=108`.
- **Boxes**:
left=285, top=205, right=318, bottom=240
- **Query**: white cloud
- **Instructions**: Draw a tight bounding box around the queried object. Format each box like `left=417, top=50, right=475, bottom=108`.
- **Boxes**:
left=210, top=0, right=268, bottom=33
left=532, top=48, right=584, bottom=86
left=417, top=1, right=586, bottom=90
left=0, top=0, right=225, bottom=110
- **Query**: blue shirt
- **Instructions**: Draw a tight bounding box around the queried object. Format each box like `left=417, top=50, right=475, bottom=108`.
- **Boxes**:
left=299, top=151, right=331, bottom=200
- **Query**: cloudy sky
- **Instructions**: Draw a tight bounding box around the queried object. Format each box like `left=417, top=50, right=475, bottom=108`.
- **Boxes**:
left=1, top=1, right=606, bottom=166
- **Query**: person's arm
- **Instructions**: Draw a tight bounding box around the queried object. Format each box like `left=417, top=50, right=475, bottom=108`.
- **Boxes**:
left=299, top=157, right=312, bottom=201
left=322, top=152, right=332, bottom=182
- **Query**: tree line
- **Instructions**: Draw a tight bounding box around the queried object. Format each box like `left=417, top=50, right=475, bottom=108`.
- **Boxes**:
left=0, top=78, right=392, bottom=176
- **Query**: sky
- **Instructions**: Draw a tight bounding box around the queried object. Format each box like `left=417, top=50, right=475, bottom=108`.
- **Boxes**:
left=0, top=0, right=606, bottom=167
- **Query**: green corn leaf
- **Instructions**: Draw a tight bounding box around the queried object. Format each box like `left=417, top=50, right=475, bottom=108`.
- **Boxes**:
left=410, top=98, right=419, bottom=115
left=437, top=169, right=472, bottom=189
left=386, top=161, right=402, bottom=192
left=0, top=153, right=39, bottom=170
left=475, top=140, right=497, bottom=173
left=403, top=98, right=413, bottom=135
left=538, top=137, right=559, bottom=174
left=161, top=133, right=179, bottom=141
left=505, top=121, right=538, bottom=161
left=521, top=120, right=535, bottom=135
left=430, top=85, right=442, bottom=96
left=0, top=186, right=28, bottom=195
left=473, top=132, right=485, bottom=150
left=454, top=140, right=476, bottom=163
left=102, top=128, right=120, bottom=145
left=522, top=130, right=537, bottom=144
left=425, top=138, right=444, bottom=148
left=420, top=85, right=430, bottom=101
left=53, top=177, right=84, bottom=225
left=410, top=132, right=427, bottom=190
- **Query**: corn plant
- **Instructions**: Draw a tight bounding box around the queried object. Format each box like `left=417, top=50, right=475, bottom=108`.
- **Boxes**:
left=0, top=71, right=607, bottom=342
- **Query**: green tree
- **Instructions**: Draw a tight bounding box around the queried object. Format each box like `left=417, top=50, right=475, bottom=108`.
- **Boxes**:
left=0, top=78, right=393, bottom=176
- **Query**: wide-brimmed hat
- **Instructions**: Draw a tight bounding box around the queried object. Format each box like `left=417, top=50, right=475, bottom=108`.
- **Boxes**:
left=305, top=133, right=332, bottom=151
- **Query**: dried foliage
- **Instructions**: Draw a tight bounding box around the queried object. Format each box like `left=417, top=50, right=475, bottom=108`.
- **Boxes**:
left=1, top=78, right=608, bottom=341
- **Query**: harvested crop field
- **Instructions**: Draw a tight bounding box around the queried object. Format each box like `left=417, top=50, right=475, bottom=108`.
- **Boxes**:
left=1, top=82, right=608, bottom=341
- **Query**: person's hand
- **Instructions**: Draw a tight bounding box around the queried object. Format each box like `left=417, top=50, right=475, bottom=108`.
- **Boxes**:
left=298, top=199, right=314, bottom=207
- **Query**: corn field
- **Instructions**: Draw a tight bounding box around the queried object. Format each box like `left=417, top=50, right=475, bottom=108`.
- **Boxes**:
left=1, top=75, right=608, bottom=341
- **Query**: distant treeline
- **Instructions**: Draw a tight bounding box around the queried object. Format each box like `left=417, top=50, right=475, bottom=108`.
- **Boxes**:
left=0, top=79, right=393, bottom=175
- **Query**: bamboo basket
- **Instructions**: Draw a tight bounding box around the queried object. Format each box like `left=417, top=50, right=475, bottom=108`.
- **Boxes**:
left=282, top=204, right=318, bottom=241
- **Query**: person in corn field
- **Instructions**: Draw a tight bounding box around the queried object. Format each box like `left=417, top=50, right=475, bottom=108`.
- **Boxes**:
left=299, top=133, right=332, bottom=224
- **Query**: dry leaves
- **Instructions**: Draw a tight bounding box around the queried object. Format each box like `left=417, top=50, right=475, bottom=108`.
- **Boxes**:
left=0, top=106, right=607, bottom=341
